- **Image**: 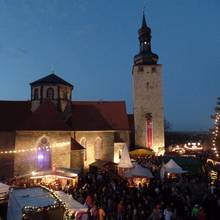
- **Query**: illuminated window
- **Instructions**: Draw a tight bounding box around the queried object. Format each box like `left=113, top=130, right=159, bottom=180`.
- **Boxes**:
left=119, top=148, right=122, bottom=159
left=80, top=137, right=87, bottom=161
left=47, top=88, right=54, bottom=99
left=94, top=137, right=102, bottom=160
left=37, top=137, right=51, bottom=170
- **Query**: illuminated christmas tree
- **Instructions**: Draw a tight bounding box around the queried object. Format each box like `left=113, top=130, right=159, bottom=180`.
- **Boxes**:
left=210, top=97, right=220, bottom=160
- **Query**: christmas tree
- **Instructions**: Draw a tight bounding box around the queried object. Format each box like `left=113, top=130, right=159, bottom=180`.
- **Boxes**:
left=210, top=97, right=220, bottom=160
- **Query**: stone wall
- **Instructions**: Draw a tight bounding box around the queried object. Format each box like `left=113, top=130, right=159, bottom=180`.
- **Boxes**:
left=70, top=150, right=84, bottom=171
left=133, top=64, right=165, bottom=154
left=14, top=131, right=71, bottom=176
left=73, top=131, right=115, bottom=168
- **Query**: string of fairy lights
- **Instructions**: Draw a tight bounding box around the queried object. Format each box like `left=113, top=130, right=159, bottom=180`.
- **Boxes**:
left=211, top=101, right=220, bottom=158
left=0, top=142, right=70, bottom=155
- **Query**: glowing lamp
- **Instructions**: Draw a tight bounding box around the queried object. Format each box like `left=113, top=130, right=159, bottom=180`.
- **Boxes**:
left=37, top=154, right=44, bottom=160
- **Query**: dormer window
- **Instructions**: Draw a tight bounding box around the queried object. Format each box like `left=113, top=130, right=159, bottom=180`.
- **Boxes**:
left=47, top=88, right=54, bottom=99
left=33, top=88, right=39, bottom=100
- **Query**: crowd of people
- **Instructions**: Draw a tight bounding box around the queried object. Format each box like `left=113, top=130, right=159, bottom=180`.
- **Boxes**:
left=2, top=156, right=220, bottom=220
left=64, top=164, right=220, bottom=220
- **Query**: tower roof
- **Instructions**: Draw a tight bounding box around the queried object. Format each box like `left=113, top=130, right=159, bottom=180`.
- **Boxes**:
left=30, top=73, right=73, bottom=88
left=141, top=13, right=147, bottom=28
left=134, top=13, right=159, bottom=65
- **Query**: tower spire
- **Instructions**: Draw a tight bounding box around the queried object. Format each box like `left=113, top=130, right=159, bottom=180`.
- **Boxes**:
left=134, top=12, right=158, bottom=65
left=142, top=11, right=147, bottom=28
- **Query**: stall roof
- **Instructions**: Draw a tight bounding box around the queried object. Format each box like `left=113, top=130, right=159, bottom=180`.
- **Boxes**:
left=0, top=182, right=10, bottom=194
left=89, top=160, right=117, bottom=169
left=55, top=191, right=87, bottom=213
left=124, top=163, right=153, bottom=178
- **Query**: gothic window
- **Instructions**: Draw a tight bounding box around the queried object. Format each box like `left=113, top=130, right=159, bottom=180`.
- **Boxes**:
left=47, top=88, right=54, bottom=99
left=80, top=137, right=87, bottom=161
left=33, top=88, right=39, bottom=100
left=37, top=137, right=51, bottom=170
left=94, top=137, right=102, bottom=160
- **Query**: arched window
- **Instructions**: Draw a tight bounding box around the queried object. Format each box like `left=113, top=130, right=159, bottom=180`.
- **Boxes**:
left=46, top=88, right=54, bottom=99
left=37, top=137, right=51, bottom=170
left=94, top=137, right=102, bottom=160
left=80, top=137, right=87, bottom=161
left=33, top=88, right=39, bottom=100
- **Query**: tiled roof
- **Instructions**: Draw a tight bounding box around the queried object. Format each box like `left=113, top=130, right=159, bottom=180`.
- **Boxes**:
left=30, top=73, right=73, bottom=88
left=0, top=100, right=129, bottom=132
left=71, top=138, right=85, bottom=150
left=0, top=101, right=31, bottom=131
left=18, top=101, right=71, bottom=131
left=69, top=101, right=129, bottom=131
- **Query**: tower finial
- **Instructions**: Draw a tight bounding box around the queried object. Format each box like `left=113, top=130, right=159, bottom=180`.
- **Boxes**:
left=142, top=0, right=147, bottom=27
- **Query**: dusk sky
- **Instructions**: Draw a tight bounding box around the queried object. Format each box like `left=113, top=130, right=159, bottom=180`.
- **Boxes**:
left=0, top=0, right=219, bottom=131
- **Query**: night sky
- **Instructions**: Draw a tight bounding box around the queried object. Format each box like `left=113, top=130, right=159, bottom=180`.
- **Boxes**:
left=0, top=0, right=219, bottom=131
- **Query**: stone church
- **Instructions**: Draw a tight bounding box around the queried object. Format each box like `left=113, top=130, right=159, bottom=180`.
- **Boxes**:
left=0, top=14, right=164, bottom=178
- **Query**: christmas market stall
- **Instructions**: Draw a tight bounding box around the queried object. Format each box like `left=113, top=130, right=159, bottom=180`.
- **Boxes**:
left=124, top=162, right=153, bottom=187
left=160, top=159, right=187, bottom=179
left=30, top=168, right=79, bottom=189
left=55, top=191, right=88, bottom=220
left=15, top=168, right=80, bottom=190
left=0, top=182, right=10, bottom=202
left=89, top=160, right=117, bottom=173
left=7, top=186, right=65, bottom=220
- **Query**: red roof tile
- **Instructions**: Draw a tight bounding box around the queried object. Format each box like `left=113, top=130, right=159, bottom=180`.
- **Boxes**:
left=18, top=101, right=71, bottom=131
left=69, top=101, right=129, bottom=131
left=0, top=101, right=31, bottom=130
left=71, top=138, right=85, bottom=150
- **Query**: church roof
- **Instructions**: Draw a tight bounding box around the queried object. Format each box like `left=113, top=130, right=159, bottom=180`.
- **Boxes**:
left=71, top=138, right=85, bottom=150
left=0, top=100, right=129, bottom=131
left=30, top=73, right=73, bottom=88
left=0, top=101, right=31, bottom=131
left=18, top=101, right=71, bottom=131
left=69, top=101, right=129, bottom=131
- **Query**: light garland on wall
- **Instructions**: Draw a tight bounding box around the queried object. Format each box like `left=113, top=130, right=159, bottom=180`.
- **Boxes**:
left=210, top=99, right=220, bottom=158
left=0, top=141, right=70, bottom=155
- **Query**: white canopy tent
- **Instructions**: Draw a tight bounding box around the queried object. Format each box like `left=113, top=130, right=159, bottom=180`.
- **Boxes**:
left=55, top=191, right=88, bottom=219
left=0, top=182, right=10, bottom=194
left=161, top=159, right=187, bottom=176
left=164, top=159, right=187, bottom=173
left=0, top=182, right=10, bottom=201
left=124, top=163, right=153, bottom=178
left=118, top=144, right=133, bottom=169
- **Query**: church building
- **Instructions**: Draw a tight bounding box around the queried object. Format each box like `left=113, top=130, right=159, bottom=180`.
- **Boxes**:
left=0, top=14, right=164, bottom=178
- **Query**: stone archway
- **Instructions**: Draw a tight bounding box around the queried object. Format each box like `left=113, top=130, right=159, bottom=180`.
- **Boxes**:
left=37, top=137, right=51, bottom=170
